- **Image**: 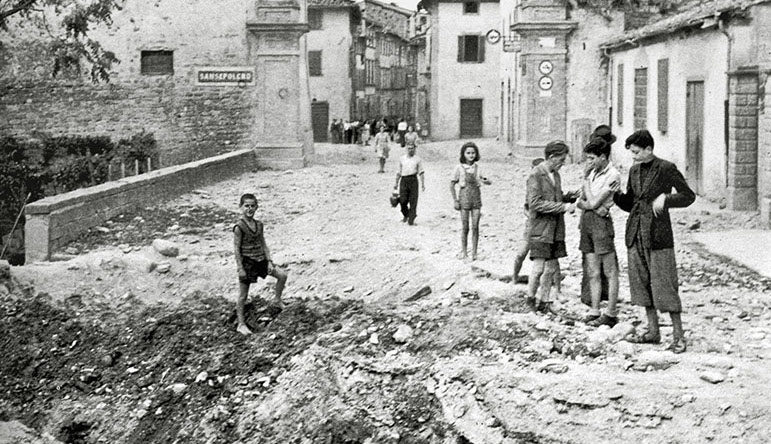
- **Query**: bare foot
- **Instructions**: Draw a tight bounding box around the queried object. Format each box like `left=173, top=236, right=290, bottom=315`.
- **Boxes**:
left=237, top=324, right=252, bottom=335
left=456, top=252, right=468, bottom=260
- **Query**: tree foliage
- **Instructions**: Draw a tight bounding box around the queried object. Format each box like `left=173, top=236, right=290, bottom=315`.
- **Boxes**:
left=0, top=0, right=123, bottom=82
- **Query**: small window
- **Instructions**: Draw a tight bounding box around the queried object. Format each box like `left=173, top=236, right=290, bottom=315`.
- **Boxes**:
left=463, top=1, right=479, bottom=14
left=140, top=50, right=173, bottom=76
left=457, top=35, right=485, bottom=63
left=308, top=9, right=323, bottom=30
left=309, top=51, right=322, bottom=76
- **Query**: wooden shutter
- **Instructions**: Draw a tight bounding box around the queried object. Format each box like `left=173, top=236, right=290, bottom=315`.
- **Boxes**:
left=458, top=36, right=464, bottom=62
left=657, top=58, right=669, bottom=133
left=617, top=63, right=624, bottom=125
left=308, top=51, right=322, bottom=76
left=477, top=36, right=485, bottom=63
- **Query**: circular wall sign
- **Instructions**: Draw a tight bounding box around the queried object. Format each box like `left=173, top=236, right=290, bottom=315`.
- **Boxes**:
left=486, top=29, right=501, bottom=45
left=539, top=60, right=553, bottom=75
left=538, top=76, right=553, bottom=91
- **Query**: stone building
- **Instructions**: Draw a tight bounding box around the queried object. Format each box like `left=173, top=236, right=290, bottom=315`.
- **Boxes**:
left=1, top=0, right=313, bottom=169
left=408, top=9, right=432, bottom=136
left=352, top=0, right=417, bottom=125
left=601, top=0, right=771, bottom=224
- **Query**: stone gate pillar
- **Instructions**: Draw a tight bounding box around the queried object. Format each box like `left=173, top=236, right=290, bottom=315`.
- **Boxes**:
left=247, top=0, right=313, bottom=169
left=726, top=69, right=759, bottom=211
left=511, top=0, right=576, bottom=158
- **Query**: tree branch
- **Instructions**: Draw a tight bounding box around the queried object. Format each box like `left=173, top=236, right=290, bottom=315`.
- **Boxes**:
left=0, top=0, right=38, bottom=21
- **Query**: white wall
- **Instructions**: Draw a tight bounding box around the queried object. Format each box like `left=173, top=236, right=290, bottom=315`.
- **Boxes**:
left=431, top=2, right=501, bottom=139
left=307, top=9, right=353, bottom=121
left=610, top=31, right=729, bottom=198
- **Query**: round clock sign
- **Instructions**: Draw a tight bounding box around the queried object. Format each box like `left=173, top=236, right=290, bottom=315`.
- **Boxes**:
left=538, top=60, right=553, bottom=75
left=538, top=76, right=553, bottom=91
left=486, top=29, right=501, bottom=45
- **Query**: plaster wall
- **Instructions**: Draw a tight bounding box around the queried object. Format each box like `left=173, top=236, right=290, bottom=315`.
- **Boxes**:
left=610, top=31, right=728, bottom=199
left=430, top=2, right=501, bottom=140
left=307, top=8, right=353, bottom=121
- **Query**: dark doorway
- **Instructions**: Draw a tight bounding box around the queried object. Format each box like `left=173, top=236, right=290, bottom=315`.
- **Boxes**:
left=460, top=99, right=483, bottom=138
left=311, top=101, right=329, bottom=143
left=686, top=81, right=704, bottom=194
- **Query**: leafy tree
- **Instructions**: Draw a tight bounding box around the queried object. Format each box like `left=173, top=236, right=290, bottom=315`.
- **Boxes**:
left=0, top=0, right=123, bottom=82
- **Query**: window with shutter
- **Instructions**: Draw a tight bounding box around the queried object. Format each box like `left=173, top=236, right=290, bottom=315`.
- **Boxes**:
left=617, top=63, right=624, bottom=125
left=657, top=58, right=669, bottom=133
left=634, top=67, right=648, bottom=130
left=309, top=51, right=322, bottom=76
left=477, top=36, right=485, bottom=63
left=458, top=35, right=483, bottom=63
left=463, top=1, right=479, bottom=14
left=140, top=50, right=173, bottom=76
left=308, top=9, right=323, bottom=30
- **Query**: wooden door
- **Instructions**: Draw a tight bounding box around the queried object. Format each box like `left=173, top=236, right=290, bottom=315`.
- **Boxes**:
left=460, top=99, right=483, bottom=138
left=311, top=101, right=329, bottom=143
left=686, top=81, right=704, bottom=194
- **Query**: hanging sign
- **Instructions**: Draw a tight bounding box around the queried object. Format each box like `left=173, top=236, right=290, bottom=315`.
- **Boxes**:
left=486, top=29, right=501, bottom=45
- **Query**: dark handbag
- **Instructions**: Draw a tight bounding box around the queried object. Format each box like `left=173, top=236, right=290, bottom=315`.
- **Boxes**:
left=390, top=193, right=400, bottom=208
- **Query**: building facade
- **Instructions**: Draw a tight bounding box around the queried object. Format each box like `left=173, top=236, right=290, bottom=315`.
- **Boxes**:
left=601, top=0, right=771, bottom=223
left=423, top=0, right=503, bottom=140
left=0, top=0, right=314, bottom=168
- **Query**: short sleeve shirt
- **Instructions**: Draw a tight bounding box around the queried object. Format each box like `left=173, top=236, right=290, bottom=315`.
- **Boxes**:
left=588, top=163, right=621, bottom=212
left=399, top=155, right=424, bottom=176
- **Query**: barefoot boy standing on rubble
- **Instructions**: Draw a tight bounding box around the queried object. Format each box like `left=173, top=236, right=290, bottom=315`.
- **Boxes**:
left=234, top=193, right=288, bottom=335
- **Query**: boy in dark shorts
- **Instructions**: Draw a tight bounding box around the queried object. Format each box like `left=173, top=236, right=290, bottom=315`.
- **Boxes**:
left=525, top=141, right=578, bottom=314
left=234, top=193, right=288, bottom=335
left=577, top=138, right=621, bottom=327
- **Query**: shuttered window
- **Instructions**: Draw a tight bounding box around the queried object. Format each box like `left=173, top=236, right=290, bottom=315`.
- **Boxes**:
left=457, top=35, right=485, bottom=63
left=634, top=67, right=648, bottom=130
left=617, top=63, right=623, bottom=125
left=140, top=50, right=173, bottom=76
left=309, top=51, right=322, bottom=76
left=463, top=1, right=479, bottom=14
left=308, top=9, right=323, bottom=30
left=657, top=58, right=669, bottom=133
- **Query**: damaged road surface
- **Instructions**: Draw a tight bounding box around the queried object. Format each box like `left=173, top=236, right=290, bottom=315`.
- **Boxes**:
left=2, top=141, right=770, bottom=443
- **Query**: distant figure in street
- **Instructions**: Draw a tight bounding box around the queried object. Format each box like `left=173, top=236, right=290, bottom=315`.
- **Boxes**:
left=404, top=125, right=420, bottom=149
left=343, top=120, right=352, bottom=144
left=330, top=119, right=338, bottom=144
left=577, top=137, right=621, bottom=327
left=374, top=126, right=391, bottom=173
left=615, top=130, right=695, bottom=353
left=450, top=142, right=491, bottom=261
left=525, top=141, right=579, bottom=315
left=397, top=118, right=408, bottom=147
left=233, top=193, right=288, bottom=335
left=512, top=158, right=544, bottom=284
left=361, top=120, right=371, bottom=146
left=394, top=144, right=425, bottom=225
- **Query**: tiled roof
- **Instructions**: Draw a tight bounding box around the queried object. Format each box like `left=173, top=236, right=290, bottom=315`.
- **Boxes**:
left=601, top=0, right=770, bottom=51
left=358, top=0, right=413, bottom=40
left=308, top=0, right=355, bottom=8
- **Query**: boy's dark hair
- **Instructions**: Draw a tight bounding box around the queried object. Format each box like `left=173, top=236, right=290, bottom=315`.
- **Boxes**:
left=531, top=158, right=544, bottom=168
left=544, top=140, right=569, bottom=158
left=583, top=138, right=611, bottom=158
left=625, top=129, right=654, bottom=150
left=591, top=125, right=616, bottom=144
left=239, top=193, right=258, bottom=206
left=459, top=142, right=481, bottom=164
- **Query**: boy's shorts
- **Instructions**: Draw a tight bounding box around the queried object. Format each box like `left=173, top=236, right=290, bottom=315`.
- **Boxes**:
left=530, top=241, right=567, bottom=260
left=579, top=211, right=615, bottom=255
left=240, top=256, right=269, bottom=284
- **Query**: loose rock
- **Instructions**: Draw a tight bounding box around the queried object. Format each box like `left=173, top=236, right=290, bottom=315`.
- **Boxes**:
left=152, top=239, right=180, bottom=257
left=392, top=324, right=414, bottom=343
left=700, top=371, right=726, bottom=384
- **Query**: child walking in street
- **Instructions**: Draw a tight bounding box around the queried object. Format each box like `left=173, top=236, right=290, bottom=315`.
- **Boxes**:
left=233, top=193, right=288, bottom=335
left=525, top=141, right=578, bottom=314
left=577, top=138, right=621, bottom=327
left=374, top=126, right=390, bottom=173
left=450, top=142, right=492, bottom=261
left=614, top=130, right=695, bottom=353
left=394, top=144, right=425, bottom=225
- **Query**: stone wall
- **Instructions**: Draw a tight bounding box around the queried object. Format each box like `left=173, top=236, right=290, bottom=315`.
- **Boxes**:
left=0, top=0, right=260, bottom=167
left=726, top=73, right=759, bottom=211
left=25, top=149, right=256, bottom=263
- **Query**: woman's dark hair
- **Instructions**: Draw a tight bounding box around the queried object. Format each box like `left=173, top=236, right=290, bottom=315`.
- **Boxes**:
left=459, top=142, right=480, bottom=164
left=583, top=138, right=611, bottom=158
left=625, top=129, right=655, bottom=150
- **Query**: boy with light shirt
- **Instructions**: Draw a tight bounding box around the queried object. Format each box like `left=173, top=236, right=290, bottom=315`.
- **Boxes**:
left=577, top=138, right=621, bottom=327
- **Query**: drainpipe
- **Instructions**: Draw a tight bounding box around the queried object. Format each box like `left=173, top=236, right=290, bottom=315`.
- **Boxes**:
left=719, top=16, right=732, bottom=187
